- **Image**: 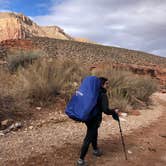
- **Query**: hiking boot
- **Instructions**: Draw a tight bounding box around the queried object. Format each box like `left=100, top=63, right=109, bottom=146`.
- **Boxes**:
left=77, top=159, right=88, bottom=166
left=93, top=148, right=103, bottom=157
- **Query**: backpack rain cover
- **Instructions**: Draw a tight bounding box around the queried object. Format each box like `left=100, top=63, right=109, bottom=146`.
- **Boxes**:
left=65, top=76, right=101, bottom=122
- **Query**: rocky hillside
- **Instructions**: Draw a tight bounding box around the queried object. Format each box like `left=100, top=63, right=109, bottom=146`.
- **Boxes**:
left=1, top=37, right=165, bottom=67
left=0, top=12, right=75, bottom=41
left=0, top=37, right=166, bottom=87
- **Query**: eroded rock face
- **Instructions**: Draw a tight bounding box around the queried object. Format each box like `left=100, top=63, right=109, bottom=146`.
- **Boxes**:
left=0, top=13, right=22, bottom=40
left=0, top=12, right=73, bottom=41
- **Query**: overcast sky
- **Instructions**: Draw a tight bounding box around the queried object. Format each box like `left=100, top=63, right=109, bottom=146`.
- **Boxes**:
left=0, top=0, right=166, bottom=57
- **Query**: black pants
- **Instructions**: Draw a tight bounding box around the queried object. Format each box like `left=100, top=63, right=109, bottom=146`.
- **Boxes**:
left=80, top=119, right=100, bottom=160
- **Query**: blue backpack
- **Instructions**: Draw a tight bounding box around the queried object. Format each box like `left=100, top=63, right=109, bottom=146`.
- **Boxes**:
left=65, top=76, right=101, bottom=122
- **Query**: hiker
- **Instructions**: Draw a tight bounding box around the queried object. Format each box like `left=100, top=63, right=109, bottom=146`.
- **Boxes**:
left=76, top=77, right=119, bottom=166
left=65, top=76, right=119, bottom=166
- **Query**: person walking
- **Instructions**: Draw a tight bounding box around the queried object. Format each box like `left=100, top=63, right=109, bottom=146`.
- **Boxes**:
left=77, top=77, right=119, bottom=166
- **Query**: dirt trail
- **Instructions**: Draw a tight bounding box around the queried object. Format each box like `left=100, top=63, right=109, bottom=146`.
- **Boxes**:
left=0, top=93, right=166, bottom=166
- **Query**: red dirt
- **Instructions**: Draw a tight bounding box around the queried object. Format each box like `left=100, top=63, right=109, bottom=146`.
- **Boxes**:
left=4, top=95, right=166, bottom=166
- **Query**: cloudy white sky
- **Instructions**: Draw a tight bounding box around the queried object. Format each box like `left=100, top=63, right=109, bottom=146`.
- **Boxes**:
left=0, top=0, right=166, bottom=57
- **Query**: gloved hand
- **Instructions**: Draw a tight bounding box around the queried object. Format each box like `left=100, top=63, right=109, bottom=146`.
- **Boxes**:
left=112, top=109, right=119, bottom=121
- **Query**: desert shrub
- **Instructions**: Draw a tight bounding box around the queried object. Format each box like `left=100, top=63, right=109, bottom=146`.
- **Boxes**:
left=0, top=69, right=29, bottom=118
left=7, top=50, right=42, bottom=72
left=58, top=59, right=90, bottom=101
left=109, top=88, right=131, bottom=112
left=16, top=57, right=63, bottom=106
left=93, top=67, right=158, bottom=112
left=0, top=53, right=158, bottom=115
left=93, top=68, right=131, bottom=111
left=126, top=76, right=158, bottom=108
left=16, top=58, right=89, bottom=106
left=0, top=56, right=90, bottom=114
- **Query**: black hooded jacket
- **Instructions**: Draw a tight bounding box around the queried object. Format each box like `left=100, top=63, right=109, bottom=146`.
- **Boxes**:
left=90, top=87, right=115, bottom=125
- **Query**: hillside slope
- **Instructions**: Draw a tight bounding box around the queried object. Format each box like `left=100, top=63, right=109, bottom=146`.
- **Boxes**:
left=0, top=37, right=166, bottom=87
left=0, top=37, right=166, bottom=67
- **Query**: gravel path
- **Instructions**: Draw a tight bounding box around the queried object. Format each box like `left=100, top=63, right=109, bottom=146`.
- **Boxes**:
left=0, top=92, right=165, bottom=165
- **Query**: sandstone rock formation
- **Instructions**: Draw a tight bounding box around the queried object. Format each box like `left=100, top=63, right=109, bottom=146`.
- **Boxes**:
left=0, top=12, right=75, bottom=42
left=0, top=12, right=96, bottom=44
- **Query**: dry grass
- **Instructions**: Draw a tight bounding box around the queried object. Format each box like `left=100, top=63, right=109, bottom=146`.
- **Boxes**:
left=0, top=57, right=89, bottom=119
left=0, top=69, right=29, bottom=119
left=126, top=76, right=158, bottom=108
left=0, top=54, right=159, bottom=118
left=93, top=67, right=158, bottom=112
left=16, top=57, right=90, bottom=106
left=7, top=50, right=42, bottom=72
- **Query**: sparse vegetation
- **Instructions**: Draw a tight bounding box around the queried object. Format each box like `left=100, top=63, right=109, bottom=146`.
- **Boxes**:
left=93, top=67, right=158, bottom=112
left=0, top=69, right=29, bottom=119
left=31, top=37, right=166, bottom=68
left=0, top=52, right=159, bottom=119
left=16, top=57, right=89, bottom=105
left=7, top=50, right=42, bottom=72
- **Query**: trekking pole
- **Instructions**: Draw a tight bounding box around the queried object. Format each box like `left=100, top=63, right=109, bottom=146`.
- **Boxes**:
left=118, top=119, right=128, bottom=160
